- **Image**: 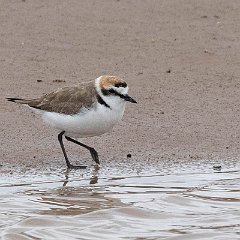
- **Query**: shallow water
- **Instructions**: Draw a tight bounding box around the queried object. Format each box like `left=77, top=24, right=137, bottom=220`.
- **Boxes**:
left=0, top=158, right=239, bottom=240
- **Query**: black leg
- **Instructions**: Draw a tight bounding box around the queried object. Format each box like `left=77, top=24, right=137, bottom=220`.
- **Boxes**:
left=58, top=131, right=87, bottom=169
left=65, top=136, right=100, bottom=165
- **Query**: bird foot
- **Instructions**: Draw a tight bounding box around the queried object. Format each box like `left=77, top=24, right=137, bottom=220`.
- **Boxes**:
left=67, top=164, right=87, bottom=169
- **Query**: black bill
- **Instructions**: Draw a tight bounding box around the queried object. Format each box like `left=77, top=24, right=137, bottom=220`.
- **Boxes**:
left=122, top=94, right=137, bottom=103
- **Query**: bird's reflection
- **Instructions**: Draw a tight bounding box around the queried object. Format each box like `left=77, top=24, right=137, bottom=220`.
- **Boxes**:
left=89, top=175, right=98, bottom=184
left=36, top=165, right=126, bottom=216
left=62, top=164, right=99, bottom=187
left=90, top=164, right=99, bottom=184
left=62, top=168, right=70, bottom=187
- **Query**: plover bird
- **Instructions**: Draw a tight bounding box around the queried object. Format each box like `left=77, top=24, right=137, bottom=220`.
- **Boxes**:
left=7, top=75, right=137, bottom=169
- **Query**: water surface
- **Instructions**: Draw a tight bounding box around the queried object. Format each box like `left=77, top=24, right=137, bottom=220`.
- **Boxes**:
left=0, top=158, right=239, bottom=240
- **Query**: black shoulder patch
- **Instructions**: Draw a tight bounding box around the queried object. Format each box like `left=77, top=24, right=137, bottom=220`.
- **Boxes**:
left=97, top=94, right=111, bottom=109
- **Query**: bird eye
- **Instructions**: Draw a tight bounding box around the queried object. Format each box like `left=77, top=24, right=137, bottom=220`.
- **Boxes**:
left=114, top=82, right=127, bottom=88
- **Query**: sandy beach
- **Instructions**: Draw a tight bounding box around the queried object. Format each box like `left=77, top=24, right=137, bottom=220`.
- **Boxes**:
left=1, top=0, right=240, bottom=167
left=0, top=1, right=240, bottom=239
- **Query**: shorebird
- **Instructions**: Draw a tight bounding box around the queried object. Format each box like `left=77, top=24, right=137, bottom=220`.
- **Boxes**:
left=7, top=75, right=137, bottom=169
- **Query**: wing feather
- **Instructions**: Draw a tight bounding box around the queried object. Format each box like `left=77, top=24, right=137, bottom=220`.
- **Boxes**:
left=23, top=81, right=97, bottom=115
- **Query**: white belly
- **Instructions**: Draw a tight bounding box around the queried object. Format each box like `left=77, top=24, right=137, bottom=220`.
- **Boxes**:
left=40, top=103, right=126, bottom=138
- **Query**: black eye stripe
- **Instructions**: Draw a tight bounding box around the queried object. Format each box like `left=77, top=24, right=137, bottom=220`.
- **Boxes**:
left=109, top=89, right=115, bottom=94
left=101, top=88, right=123, bottom=98
left=101, top=89, right=114, bottom=95
left=114, top=82, right=127, bottom=88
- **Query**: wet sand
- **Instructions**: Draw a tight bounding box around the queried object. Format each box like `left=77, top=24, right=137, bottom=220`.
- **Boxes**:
left=1, top=0, right=240, bottom=239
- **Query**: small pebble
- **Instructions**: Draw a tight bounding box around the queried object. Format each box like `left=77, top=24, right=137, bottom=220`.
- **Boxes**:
left=37, top=79, right=43, bottom=82
left=53, top=79, right=66, bottom=83
left=166, top=69, right=171, bottom=73
left=127, top=154, right=132, bottom=158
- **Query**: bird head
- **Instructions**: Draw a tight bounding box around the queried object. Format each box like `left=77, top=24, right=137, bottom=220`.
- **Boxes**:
left=98, top=75, right=137, bottom=103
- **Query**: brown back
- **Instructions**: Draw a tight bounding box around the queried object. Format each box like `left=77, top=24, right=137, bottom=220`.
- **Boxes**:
left=24, top=81, right=97, bottom=115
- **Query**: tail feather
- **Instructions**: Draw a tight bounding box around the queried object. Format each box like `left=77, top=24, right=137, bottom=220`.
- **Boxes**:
left=6, top=97, right=29, bottom=104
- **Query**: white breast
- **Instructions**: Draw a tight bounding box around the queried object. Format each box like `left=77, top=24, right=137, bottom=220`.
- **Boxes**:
left=40, top=100, right=126, bottom=138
